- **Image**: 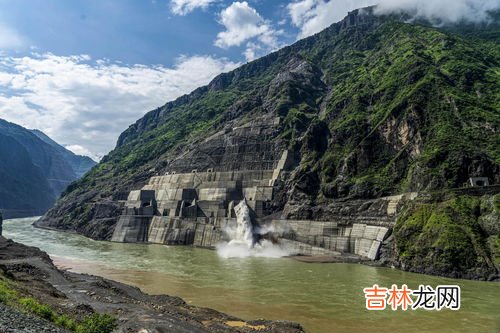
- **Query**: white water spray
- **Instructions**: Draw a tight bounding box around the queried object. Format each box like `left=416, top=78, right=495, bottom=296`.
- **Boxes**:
left=228, top=199, right=254, bottom=248
left=217, top=200, right=290, bottom=258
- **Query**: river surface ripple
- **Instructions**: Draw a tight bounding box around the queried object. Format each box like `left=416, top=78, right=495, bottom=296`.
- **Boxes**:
left=3, top=217, right=499, bottom=333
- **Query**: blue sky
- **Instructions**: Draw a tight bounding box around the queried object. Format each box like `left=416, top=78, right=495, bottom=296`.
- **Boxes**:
left=0, top=0, right=497, bottom=159
left=0, top=0, right=297, bottom=65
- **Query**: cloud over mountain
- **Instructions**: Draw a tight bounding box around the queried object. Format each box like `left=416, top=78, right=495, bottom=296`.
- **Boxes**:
left=375, top=0, right=500, bottom=24
left=215, top=1, right=282, bottom=61
left=0, top=53, right=238, bottom=159
left=288, top=0, right=500, bottom=38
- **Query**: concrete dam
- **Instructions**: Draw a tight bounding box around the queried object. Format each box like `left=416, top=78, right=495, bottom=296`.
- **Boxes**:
left=111, top=117, right=411, bottom=260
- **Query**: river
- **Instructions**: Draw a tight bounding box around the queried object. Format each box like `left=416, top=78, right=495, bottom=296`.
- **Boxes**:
left=3, top=217, right=499, bottom=333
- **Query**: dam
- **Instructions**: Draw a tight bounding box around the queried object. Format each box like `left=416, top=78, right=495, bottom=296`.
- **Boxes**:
left=5, top=217, right=500, bottom=333
left=111, top=116, right=412, bottom=260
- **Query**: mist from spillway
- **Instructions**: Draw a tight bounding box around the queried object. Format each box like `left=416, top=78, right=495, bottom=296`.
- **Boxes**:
left=216, top=200, right=291, bottom=258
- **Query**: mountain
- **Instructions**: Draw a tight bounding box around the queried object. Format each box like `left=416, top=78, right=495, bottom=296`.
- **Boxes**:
left=38, top=7, right=499, bottom=279
left=30, top=129, right=96, bottom=179
left=0, top=119, right=96, bottom=218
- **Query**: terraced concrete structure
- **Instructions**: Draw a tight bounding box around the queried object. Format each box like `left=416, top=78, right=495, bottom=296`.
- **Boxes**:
left=111, top=167, right=288, bottom=245
left=112, top=176, right=415, bottom=260
left=112, top=117, right=415, bottom=260
left=271, top=221, right=388, bottom=259
left=112, top=117, right=292, bottom=245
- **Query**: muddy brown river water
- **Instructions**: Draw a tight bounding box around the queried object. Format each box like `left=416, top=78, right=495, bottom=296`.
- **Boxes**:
left=4, top=217, right=499, bottom=333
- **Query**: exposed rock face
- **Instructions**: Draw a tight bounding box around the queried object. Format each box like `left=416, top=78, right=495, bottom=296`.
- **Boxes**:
left=0, top=119, right=96, bottom=218
left=38, top=8, right=499, bottom=279
left=380, top=193, right=500, bottom=281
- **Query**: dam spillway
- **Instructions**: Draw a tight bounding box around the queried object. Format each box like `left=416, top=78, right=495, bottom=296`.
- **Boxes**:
left=111, top=168, right=405, bottom=259
left=112, top=116, right=292, bottom=247
left=111, top=161, right=289, bottom=246
left=111, top=116, right=408, bottom=260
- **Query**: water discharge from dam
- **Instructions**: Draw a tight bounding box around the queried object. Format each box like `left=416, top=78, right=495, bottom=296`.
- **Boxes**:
left=4, top=217, right=500, bottom=333
left=216, top=200, right=291, bottom=258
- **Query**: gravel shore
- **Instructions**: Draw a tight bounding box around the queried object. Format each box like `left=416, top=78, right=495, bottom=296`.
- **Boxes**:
left=0, top=236, right=304, bottom=333
left=0, top=303, right=66, bottom=333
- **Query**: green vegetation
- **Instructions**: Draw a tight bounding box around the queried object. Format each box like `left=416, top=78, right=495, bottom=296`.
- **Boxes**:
left=45, top=8, right=499, bottom=276
left=394, top=195, right=499, bottom=278
left=76, top=313, right=118, bottom=333
left=0, top=277, right=16, bottom=303
left=312, top=21, right=499, bottom=195
left=0, top=275, right=117, bottom=333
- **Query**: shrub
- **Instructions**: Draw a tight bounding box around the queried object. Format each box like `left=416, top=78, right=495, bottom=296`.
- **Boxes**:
left=0, top=278, right=17, bottom=303
left=76, top=313, right=118, bottom=333
left=19, top=297, right=54, bottom=320
left=54, top=314, right=77, bottom=331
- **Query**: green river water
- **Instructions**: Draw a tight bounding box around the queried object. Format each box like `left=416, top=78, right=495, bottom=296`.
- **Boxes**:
left=3, top=217, right=499, bottom=333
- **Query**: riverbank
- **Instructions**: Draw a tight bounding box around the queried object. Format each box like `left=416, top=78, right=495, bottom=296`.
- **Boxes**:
left=290, top=254, right=374, bottom=264
left=0, top=236, right=304, bottom=333
left=5, top=217, right=500, bottom=333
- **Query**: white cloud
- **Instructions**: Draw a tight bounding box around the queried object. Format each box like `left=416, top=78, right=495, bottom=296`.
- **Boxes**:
left=170, top=0, right=218, bottom=15
left=287, top=0, right=375, bottom=39
left=243, top=42, right=260, bottom=62
left=215, top=1, right=282, bottom=61
left=288, top=0, right=500, bottom=39
left=215, top=1, right=269, bottom=48
left=64, top=144, right=95, bottom=159
left=0, top=22, right=26, bottom=50
left=0, top=53, right=239, bottom=158
left=375, top=0, right=500, bottom=24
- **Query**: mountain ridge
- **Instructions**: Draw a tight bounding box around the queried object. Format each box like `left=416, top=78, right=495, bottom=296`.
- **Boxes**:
left=0, top=119, right=96, bottom=218
left=44, top=10, right=500, bottom=231
left=38, top=7, right=499, bottom=279
left=30, top=129, right=96, bottom=178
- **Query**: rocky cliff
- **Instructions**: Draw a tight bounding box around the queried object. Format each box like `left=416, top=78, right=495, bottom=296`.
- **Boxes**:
left=38, top=7, right=499, bottom=279
left=0, top=119, right=96, bottom=218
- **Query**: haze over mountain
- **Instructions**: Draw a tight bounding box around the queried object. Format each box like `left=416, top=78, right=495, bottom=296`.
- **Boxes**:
left=0, top=119, right=96, bottom=218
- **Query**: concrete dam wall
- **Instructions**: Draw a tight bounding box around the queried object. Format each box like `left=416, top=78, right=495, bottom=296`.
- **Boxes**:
left=111, top=166, right=413, bottom=260
left=111, top=117, right=415, bottom=260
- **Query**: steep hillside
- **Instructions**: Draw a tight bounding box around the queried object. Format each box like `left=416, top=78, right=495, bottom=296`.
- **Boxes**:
left=0, top=119, right=96, bottom=218
left=38, top=8, right=499, bottom=278
left=392, top=193, right=499, bottom=279
left=0, top=132, right=55, bottom=218
left=30, top=129, right=96, bottom=178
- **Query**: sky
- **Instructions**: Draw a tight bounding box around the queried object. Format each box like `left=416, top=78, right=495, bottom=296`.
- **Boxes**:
left=0, top=0, right=498, bottom=160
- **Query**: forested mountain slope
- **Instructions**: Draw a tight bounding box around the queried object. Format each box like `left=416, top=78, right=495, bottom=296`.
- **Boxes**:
left=42, top=8, right=498, bottom=232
